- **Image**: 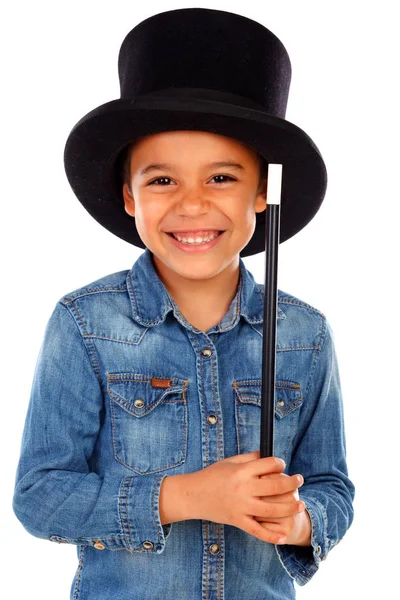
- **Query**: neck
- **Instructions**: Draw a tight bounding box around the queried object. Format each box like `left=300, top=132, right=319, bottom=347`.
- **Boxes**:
left=151, top=254, right=241, bottom=331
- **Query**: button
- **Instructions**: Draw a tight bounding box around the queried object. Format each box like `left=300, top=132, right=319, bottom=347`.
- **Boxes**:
left=209, top=543, right=220, bottom=554
left=277, top=400, right=285, bottom=407
left=207, top=414, right=218, bottom=425
left=143, top=541, right=154, bottom=550
left=93, top=540, right=105, bottom=550
left=201, top=348, right=212, bottom=357
left=317, top=545, right=322, bottom=555
left=134, top=398, right=145, bottom=408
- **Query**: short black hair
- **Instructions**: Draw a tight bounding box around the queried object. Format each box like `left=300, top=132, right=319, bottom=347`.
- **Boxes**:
left=119, top=139, right=268, bottom=193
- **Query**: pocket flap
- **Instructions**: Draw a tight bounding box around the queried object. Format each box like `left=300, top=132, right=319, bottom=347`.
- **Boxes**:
left=233, top=379, right=303, bottom=419
left=107, top=373, right=188, bottom=417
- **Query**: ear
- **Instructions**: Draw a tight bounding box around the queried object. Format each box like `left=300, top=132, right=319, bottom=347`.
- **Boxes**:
left=254, top=177, right=267, bottom=213
left=122, top=182, right=135, bottom=217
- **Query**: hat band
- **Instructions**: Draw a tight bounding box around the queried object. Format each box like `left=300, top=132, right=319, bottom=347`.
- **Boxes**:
left=134, top=87, right=268, bottom=113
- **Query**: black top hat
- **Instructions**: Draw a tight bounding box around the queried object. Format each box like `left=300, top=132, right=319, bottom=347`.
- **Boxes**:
left=64, top=7, right=327, bottom=257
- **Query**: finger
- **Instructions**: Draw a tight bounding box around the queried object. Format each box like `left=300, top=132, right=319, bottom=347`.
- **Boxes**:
left=258, top=489, right=300, bottom=503
left=257, top=490, right=297, bottom=502
left=252, top=498, right=304, bottom=519
left=256, top=521, right=289, bottom=536
left=260, top=472, right=304, bottom=486
left=226, top=450, right=261, bottom=464
left=252, top=473, right=303, bottom=497
left=247, top=456, right=286, bottom=477
left=242, top=515, right=286, bottom=545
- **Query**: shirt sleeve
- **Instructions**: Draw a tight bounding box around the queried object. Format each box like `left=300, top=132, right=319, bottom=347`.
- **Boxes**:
left=274, top=315, right=355, bottom=585
left=12, top=300, right=173, bottom=554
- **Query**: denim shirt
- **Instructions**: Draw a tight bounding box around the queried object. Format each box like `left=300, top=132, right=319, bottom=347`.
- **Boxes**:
left=12, top=247, right=355, bottom=599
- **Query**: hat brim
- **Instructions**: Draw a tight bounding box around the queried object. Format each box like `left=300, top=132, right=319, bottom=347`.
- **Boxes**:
left=64, top=95, right=327, bottom=256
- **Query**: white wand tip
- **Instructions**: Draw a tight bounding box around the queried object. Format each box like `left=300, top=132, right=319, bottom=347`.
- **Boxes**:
left=266, top=164, right=282, bottom=205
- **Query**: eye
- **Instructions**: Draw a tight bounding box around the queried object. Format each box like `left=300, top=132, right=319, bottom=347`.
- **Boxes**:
left=147, top=177, right=174, bottom=186
left=211, top=175, right=236, bottom=184
left=147, top=175, right=236, bottom=186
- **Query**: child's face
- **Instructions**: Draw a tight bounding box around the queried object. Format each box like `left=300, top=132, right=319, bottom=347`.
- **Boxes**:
left=122, top=130, right=266, bottom=283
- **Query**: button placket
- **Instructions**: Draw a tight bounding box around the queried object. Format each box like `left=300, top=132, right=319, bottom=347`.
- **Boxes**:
left=197, top=338, right=225, bottom=597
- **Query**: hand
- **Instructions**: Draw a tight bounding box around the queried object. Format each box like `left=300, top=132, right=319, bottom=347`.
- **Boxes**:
left=187, top=449, right=306, bottom=546
left=255, top=466, right=312, bottom=546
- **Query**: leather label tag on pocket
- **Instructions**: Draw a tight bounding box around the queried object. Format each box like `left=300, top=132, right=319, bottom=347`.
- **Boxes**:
left=151, top=377, right=172, bottom=388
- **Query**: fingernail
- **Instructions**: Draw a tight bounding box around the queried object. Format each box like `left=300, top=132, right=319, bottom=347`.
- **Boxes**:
left=297, top=475, right=303, bottom=485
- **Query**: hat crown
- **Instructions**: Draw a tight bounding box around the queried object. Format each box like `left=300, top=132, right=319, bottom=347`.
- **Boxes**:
left=118, top=8, right=292, bottom=118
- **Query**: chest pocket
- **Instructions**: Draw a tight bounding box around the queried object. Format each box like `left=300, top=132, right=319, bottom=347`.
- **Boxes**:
left=233, top=379, right=303, bottom=463
left=107, top=373, right=189, bottom=474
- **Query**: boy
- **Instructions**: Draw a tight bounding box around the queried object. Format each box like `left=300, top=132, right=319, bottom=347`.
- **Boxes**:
left=12, top=8, right=355, bottom=599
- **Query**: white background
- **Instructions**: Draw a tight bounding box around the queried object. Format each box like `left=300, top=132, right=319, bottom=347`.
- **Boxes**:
left=2, top=0, right=399, bottom=597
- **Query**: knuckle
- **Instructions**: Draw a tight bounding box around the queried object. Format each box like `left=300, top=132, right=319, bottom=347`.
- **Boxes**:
left=269, top=480, right=279, bottom=495
left=292, top=501, right=300, bottom=513
left=263, top=503, right=273, bottom=517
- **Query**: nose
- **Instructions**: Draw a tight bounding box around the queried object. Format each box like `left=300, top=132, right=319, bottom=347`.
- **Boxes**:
left=176, top=187, right=210, bottom=216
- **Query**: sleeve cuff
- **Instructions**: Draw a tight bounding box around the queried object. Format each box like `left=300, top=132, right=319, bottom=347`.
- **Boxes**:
left=119, top=473, right=173, bottom=554
left=274, top=496, right=328, bottom=585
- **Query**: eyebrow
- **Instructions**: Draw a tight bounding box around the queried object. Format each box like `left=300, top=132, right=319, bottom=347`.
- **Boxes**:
left=139, top=161, right=245, bottom=176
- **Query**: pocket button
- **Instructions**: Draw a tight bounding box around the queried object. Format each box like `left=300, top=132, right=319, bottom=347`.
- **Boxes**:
left=143, top=541, right=154, bottom=550
left=93, top=540, right=105, bottom=550
left=134, top=398, right=145, bottom=408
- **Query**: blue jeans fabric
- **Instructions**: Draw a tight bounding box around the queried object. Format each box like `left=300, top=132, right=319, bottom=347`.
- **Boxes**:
left=12, top=247, right=355, bottom=599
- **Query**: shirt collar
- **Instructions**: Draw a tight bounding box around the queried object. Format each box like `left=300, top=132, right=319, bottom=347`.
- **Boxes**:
left=126, top=247, right=285, bottom=333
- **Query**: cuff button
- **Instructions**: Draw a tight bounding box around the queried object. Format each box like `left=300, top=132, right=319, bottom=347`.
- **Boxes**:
left=143, top=541, right=154, bottom=550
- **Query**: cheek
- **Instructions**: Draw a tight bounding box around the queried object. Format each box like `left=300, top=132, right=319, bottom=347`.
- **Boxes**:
left=131, top=196, right=161, bottom=230
left=237, top=204, right=257, bottom=230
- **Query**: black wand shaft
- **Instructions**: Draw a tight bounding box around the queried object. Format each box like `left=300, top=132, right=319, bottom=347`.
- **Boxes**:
left=260, top=164, right=282, bottom=458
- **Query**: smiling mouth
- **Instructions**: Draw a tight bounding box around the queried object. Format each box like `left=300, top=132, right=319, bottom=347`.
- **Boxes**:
left=168, top=230, right=222, bottom=241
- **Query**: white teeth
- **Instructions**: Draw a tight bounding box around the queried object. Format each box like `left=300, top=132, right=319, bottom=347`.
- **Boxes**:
left=173, top=232, right=220, bottom=244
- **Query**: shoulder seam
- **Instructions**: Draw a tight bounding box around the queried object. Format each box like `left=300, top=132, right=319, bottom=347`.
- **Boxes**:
left=278, top=297, right=325, bottom=318
left=60, top=284, right=128, bottom=305
left=56, top=301, right=103, bottom=387
left=257, top=284, right=325, bottom=318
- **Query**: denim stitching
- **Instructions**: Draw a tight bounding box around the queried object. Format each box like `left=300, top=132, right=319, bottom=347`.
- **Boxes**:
left=107, top=374, right=187, bottom=383
left=277, top=297, right=326, bottom=317
left=72, top=544, right=85, bottom=600
left=108, top=386, right=184, bottom=414
left=65, top=301, right=103, bottom=386
left=50, top=535, right=124, bottom=542
left=124, top=477, right=136, bottom=551
left=129, top=268, right=172, bottom=326
left=313, top=497, right=329, bottom=558
left=217, top=521, right=222, bottom=598
left=118, top=477, right=132, bottom=551
left=152, top=475, right=162, bottom=548
left=233, top=380, right=302, bottom=459
left=210, top=353, right=223, bottom=461
left=190, top=333, right=211, bottom=468
left=205, top=521, right=209, bottom=600
left=62, top=285, right=128, bottom=304
left=234, top=391, right=242, bottom=453
left=109, top=376, right=188, bottom=474
left=82, top=330, right=149, bottom=345
left=304, top=313, right=326, bottom=403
